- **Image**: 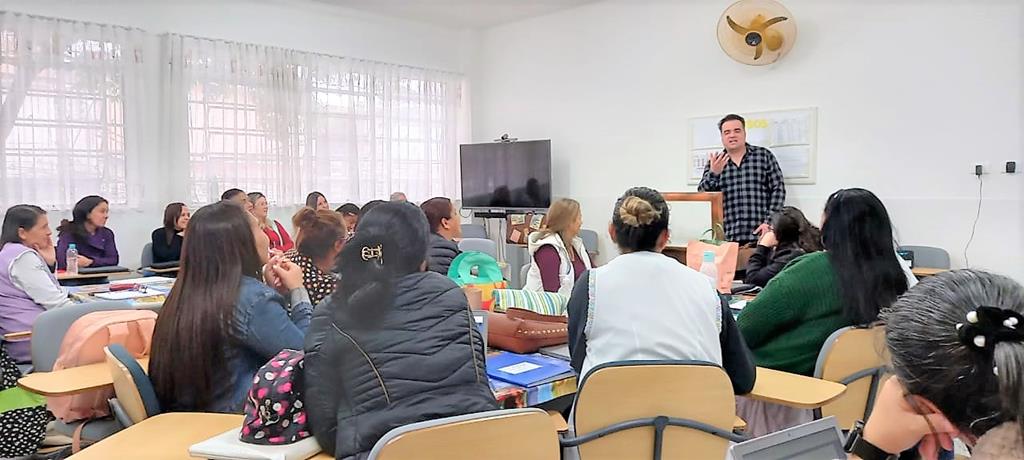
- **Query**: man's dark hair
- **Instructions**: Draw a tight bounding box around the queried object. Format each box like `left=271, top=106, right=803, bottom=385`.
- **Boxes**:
left=718, top=114, right=746, bottom=132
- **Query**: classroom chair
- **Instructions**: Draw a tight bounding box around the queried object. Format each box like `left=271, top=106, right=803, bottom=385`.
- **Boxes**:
left=897, top=245, right=951, bottom=269
left=461, top=223, right=488, bottom=239
left=458, top=238, right=498, bottom=259
left=561, top=360, right=746, bottom=460
left=139, top=243, right=154, bottom=270
left=104, top=344, right=161, bottom=428
left=367, top=408, right=560, bottom=460
left=580, top=229, right=599, bottom=256
left=30, top=301, right=135, bottom=444
left=812, top=325, right=889, bottom=429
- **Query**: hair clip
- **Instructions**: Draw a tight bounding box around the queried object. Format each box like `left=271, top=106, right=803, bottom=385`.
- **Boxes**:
left=361, top=244, right=383, bottom=263
left=956, top=306, right=1024, bottom=354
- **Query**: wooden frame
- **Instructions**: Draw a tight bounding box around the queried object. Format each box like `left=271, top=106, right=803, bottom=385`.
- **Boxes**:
left=661, top=192, right=725, bottom=241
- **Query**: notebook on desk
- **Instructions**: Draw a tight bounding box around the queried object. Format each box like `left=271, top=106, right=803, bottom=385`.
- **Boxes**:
left=189, top=428, right=321, bottom=460
left=728, top=416, right=845, bottom=460
left=538, top=344, right=570, bottom=361
left=78, top=265, right=130, bottom=275
left=486, top=351, right=573, bottom=387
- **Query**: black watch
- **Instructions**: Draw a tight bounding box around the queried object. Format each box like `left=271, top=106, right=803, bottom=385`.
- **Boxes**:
left=844, top=420, right=896, bottom=460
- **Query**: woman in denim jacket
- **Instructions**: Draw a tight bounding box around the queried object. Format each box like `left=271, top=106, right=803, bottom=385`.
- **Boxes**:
left=149, top=201, right=314, bottom=413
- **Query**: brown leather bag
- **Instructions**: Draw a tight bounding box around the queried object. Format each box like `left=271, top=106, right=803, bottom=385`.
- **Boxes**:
left=487, top=307, right=568, bottom=354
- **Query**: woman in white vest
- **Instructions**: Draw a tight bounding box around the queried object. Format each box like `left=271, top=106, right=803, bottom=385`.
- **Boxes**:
left=565, top=187, right=755, bottom=394
left=523, top=198, right=593, bottom=297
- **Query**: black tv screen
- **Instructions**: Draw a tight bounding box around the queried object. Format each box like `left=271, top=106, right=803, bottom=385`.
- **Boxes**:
left=460, top=140, right=552, bottom=210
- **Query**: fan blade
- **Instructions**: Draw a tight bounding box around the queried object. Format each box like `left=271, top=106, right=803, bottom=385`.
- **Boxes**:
left=726, top=16, right=750, bottom=35
left=762, top=16, right=789, bottom=29
left=765, top=30, right=785, bottom=51
left=753, top=43, right=764, bottom=60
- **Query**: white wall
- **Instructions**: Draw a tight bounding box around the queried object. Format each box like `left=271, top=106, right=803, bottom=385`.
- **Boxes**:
left=3, top=0, right=472, bottom=268
left=471, top=0, right=1024, bottom=281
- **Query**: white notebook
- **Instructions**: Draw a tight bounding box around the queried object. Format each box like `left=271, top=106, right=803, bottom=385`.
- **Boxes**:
left=188, top=428, right=322, bottom=460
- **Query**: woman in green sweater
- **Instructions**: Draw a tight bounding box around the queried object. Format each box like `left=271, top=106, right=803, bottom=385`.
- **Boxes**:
left=736, top=188, right=911, bottom=436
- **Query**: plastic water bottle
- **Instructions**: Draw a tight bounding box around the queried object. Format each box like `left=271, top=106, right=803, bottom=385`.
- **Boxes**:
left=66, top=243, right=79, bottom=275
left=699, top=250, right=718, bottom=284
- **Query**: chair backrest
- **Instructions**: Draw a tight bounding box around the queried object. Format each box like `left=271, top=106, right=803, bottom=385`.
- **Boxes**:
left=572, top=361, right=738, bottom=459
left=520, top=264, right=530, bottom=289
left=104, top=343, right=160, bottom=425
left=458, top=238, right=497, bottom=259
left=813, top=326, right=889, bottom=428
left=897, top=245, right=950, bottom=269
left=31, top=301, right=132, bottom=372
left=367, top=408, right=559, bottom=460
left=461, top=224, right=488, bottom=239
left=580, top=229, right=599, bottom=255
left=140, top=242, right=154, bottom=268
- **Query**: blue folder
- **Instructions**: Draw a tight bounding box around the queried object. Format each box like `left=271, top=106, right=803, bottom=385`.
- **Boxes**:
left=486, top=351, right=574, bottom=387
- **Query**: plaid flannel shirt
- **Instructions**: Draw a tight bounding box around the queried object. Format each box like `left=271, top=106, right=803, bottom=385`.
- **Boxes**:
left=698, top=144, right=786, bottom=244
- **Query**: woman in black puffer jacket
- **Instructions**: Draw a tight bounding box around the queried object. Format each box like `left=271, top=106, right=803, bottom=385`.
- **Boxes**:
left=304, top=202, right=497, bottom=459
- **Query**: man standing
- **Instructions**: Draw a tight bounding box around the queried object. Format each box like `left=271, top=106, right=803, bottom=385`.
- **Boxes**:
left=698, top=114, right=786, bottom=245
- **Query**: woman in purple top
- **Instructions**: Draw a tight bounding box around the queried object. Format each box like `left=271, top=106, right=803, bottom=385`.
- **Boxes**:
left=55, top=195, right=119, bottom=270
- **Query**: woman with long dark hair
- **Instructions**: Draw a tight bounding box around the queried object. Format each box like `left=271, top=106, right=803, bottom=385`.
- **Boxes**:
left=149, top=201, right=313, bottom=413
left=737, top=188, right=911, bottom=436
left=304, top=202, right=497, bottom=459
left=150, top=203, right=190, bottom=263
left=0, top=205, right=72, bottom=363
left=743, top=206, right=822, bottom=287
left=55, top=195, right=118, bottom=270
left=305, top=191, right=329, bottom=211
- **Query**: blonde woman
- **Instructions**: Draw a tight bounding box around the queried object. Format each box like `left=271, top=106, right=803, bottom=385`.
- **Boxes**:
left=523, top=198, right=592, bottom=297
left=247, top=192, right=294, bottom=252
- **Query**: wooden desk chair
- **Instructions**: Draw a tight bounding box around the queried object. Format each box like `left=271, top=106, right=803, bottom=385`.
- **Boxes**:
left=366, top=408, right=559, bottom=460
left=812, top=325, right=889, bottom=428
left=104, top=344, right=161, bottom=428
left=561, top=360, right=746, bottom=460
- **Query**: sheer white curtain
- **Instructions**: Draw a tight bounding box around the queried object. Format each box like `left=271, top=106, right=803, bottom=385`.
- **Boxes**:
left=164, top=34, right=465, bottom=206
left=0, top=12, right=149, bottom=209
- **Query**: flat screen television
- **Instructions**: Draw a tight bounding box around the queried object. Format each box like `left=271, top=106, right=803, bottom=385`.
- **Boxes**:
left=460, top=140, right=552, bottom=210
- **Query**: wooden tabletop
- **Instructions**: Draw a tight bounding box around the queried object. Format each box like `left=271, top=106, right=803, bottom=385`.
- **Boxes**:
left=67, top=412, right=334, bottom=459
left=747, top=367, right=847, bottom=409
left=19, top=357, right=150, bottom=397
left=912, top=267, right=948, bottom=277
left=144, top=266, right=180, bottom=274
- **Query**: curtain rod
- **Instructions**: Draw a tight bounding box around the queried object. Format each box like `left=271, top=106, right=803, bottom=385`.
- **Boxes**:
left=164, top=32, right=464, bottom=77
left=0, top=10, right=147, bottom=33
left=1, top=10, right=464, bottom=77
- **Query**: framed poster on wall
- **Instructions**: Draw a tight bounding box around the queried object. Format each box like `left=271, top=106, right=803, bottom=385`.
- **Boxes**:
left=687, top=107, right=818, bottom=185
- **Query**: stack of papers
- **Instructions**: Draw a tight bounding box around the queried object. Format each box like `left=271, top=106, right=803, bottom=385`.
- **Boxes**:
left=189, top=429, right=321, bottom=460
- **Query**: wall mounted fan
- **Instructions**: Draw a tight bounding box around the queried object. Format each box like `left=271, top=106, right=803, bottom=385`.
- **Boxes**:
left=717, top=0, right=797, bottom=66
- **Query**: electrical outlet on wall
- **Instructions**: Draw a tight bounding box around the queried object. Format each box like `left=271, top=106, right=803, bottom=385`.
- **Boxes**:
left=972, top=163, right=992, bottom=175
left=1006, top=161, right=1017, bottom=174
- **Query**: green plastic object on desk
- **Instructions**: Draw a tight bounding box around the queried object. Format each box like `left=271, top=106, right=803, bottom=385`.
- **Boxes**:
left=447, top=251, right=503, bottom=286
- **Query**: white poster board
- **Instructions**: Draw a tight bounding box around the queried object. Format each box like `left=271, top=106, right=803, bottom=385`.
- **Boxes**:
left=687, top=108, right=818, bottom=185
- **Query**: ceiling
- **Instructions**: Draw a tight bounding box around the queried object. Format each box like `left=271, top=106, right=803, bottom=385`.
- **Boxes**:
left=312, top=0, right=599, bottom=29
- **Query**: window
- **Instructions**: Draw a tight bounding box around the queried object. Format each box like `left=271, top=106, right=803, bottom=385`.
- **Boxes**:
left=171, top=35, right=464, bottom=206
left=0, top=13, right=146, bottom=209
